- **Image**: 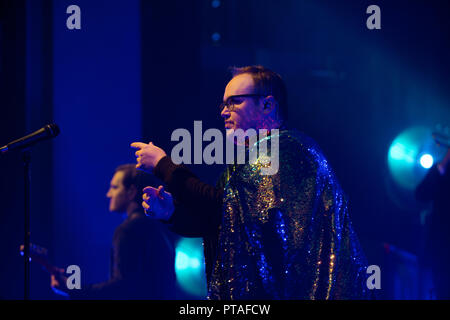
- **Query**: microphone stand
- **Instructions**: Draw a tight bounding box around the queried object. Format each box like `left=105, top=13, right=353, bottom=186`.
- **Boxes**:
left=1, top=123, right=60, bottom=300
left=23, top=149, right=31, bottom=300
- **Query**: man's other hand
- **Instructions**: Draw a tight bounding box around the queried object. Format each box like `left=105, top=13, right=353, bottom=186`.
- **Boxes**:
left=142, top=185, right=174, bottom=221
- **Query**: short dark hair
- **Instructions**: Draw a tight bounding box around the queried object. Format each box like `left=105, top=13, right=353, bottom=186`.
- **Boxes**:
left=114, top=164, right=158, bottom=204
left=229, top=65, right=288, bottom=121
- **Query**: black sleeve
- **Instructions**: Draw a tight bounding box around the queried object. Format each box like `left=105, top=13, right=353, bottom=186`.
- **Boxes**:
left=415, top=165, right=444, bottom=202
left=154, top=156, right=223, bottom=237
left=69, top=226, right=140, bottom=300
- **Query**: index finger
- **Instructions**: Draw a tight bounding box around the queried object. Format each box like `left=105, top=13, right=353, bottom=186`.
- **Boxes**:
left=130, top=142, right=148, bottom=150
left=143, top=186, right=158, bottom=194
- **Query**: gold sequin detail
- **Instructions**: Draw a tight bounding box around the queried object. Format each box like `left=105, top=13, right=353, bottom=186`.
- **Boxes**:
left=208, top=129, right=370, bottom=299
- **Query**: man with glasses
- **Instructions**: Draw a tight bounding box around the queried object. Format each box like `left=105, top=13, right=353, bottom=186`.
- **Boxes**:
left=131, top=66, right=371, bottom=299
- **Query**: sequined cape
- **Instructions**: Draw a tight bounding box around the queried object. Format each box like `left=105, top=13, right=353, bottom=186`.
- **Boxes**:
left=154, top=129, right=370, bottom=300
left=208, top=129, right=370, bottom=299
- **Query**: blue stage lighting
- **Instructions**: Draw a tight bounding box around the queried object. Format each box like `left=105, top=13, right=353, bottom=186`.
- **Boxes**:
left=211, top=32, right=221, bottom=42
left=419, top=154, right=434, bottom=169
left=174, top=238, right=207, bottom=297
left=211, top=0, right=221, bottom=8
left=387, top=126, right=446, bottom=191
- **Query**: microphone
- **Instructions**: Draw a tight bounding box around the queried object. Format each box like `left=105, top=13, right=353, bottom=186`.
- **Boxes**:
left=0, top=124, right=60, bottom=154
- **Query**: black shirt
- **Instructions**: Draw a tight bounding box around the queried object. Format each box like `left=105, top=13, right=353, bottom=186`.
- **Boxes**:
left=70, top=210, right=176, bottom=299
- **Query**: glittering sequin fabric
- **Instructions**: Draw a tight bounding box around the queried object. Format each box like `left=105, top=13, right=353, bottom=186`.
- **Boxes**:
left=208, top=129, right=370, bottom=300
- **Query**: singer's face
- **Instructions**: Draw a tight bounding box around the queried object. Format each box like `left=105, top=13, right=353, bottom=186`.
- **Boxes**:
left=106, top=171, right=129, bottom=213
left=220, top=73, right=264, bottom=134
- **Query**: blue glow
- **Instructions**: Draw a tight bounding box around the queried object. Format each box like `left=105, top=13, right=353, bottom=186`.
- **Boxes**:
left=388, top=142, right=416, bottom=163
left=174, top=238, right=207, bottom=297
left=387, top=126, right=432, bottom=190
left=175, top=251, right=189, bottom=270
left=190, top=258, right=201, bottom=269
left=419, top=154, right=434, bottom=169
left=211, top=32, right=221, bottom=42
left=211, top=0, right=221, bottom=8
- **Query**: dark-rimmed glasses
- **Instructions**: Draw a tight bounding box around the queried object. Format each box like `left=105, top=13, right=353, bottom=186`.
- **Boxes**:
left=219, top=94, right=266, bottom=112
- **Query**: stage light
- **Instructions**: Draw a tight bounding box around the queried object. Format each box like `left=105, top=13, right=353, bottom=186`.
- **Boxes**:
left=175, top=251, right=189, bottom=270
left=174, top=238, right=207, bottom=297
left=419, top=154, right=434, bottom=169
left=211, top=0, right=221, bottom=8
left=211, top=32, right=221, bottom=42
left=387, top=126, right=444, bottom=190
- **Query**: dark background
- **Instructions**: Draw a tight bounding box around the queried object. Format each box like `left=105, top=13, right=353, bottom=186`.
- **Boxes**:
left=1, top=0, right=449, bottom=299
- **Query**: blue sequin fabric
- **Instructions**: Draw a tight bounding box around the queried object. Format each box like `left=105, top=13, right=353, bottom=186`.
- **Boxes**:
left=208, top=129, right=370, bottom=299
